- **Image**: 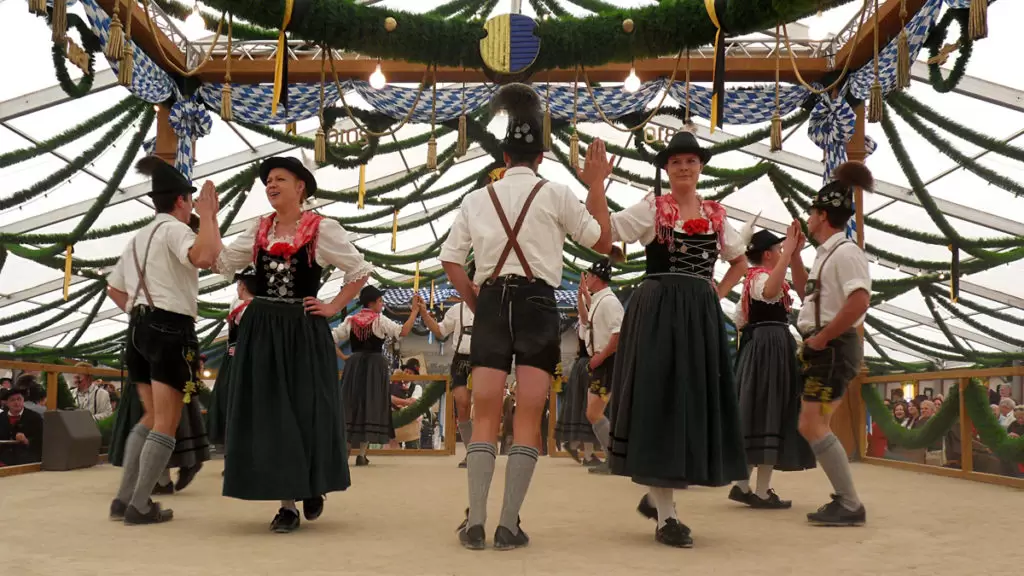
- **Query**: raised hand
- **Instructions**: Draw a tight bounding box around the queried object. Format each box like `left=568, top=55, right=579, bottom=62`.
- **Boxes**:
left=577, top=138, right=615, bottom=188
left=196, top=180, right=219, bottom=219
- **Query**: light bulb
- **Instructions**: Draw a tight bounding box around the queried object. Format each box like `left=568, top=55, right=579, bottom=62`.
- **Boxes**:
left=807, top=13, right=829, bottom=41
left=202, top=369, right=211, bottom=378
left=185, top=4, right=205, bottom=32
left=369, top=63, right=387, bottom=90
left=623, top=67, right=641, bottom=93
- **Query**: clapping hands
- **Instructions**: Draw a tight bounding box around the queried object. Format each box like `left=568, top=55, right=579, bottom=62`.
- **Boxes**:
left=577, top=138, right=615, bottom=188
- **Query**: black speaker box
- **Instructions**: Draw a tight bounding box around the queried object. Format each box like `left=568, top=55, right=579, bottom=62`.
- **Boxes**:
left=41, top=409, right=101, bottom=471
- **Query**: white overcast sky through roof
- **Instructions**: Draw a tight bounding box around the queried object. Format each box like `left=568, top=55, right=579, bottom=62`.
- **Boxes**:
left=1, top=0, right=1022, bottom=366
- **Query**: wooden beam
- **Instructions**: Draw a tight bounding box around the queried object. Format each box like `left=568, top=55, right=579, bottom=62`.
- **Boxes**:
left=94, top=0, right=188, bottom=77
left=198, top=55, right=832, bottom=84
left=834, top=0, right=928, bottom=73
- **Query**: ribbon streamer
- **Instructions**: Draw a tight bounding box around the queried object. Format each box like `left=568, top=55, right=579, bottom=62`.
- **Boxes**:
left=271, top=0, right=295, bottom=116
left=704, top=0, right=728, bottom=132
left=63, top=245, right=73, bottom=301
left=950, top=243, right=960, bottom=302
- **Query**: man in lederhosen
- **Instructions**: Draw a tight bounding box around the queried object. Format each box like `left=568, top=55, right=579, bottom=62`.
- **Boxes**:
left=791, top=162, right=873, bottom=527
left=579, top=252, right=624, bottom=475
left=439, top=83, right=614, bottom=551
left=420, top=260, right=479, bottom=469
left=105, top=157, right=222, bottom=525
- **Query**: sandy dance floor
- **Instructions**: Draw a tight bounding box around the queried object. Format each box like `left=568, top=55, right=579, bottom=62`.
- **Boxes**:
left=1, top=452, right=1019, bottom=576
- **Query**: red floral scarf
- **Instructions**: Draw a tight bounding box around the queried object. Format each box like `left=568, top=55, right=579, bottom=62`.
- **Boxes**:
left=650, top=195, right=726, bottom=247
left=227, top=300, right=251, bottom=326
left=349, top=308, right=380, bottom=341
left=741, top=266, right=792, bottom=323
left=253, top=211, right=323, bottom=265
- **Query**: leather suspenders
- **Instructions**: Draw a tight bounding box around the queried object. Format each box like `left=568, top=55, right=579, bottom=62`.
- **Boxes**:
left=131, top=221, right=169, bottom=309
left=486, top=180, right=546, bottom=281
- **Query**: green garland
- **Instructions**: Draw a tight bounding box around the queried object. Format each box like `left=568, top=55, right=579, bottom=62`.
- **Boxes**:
left=198, top=0, right=844, bottom=69
left=964, top=378, right=1024, bottom=463
left=923, top=8, right=973, bottom=94
left=863, top=382, right=959, bottom=449
left=50, top=13, right=102, bottom=99
left=64, top=288, right=107, bottom=348
left=392, top=380, right=447, bottom=428
left=0, top=282, right=106, bottom=343
left=152, top=0, right=277, bottom=40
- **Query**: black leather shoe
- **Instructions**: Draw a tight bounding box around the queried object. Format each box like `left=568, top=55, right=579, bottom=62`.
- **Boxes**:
left=151, top=481, right=175, bottom=495
left=175, top=463, right=202, bottom=492
left=637, top=494, right=657, bottom=521
left=493, top=520, right=529, bottom=551
left=123, top=501, right=173, bottom=525
left=302, top=496, right=325, bottom=521
left=807, top=494, right=866, bottom=526
left=750, top=489, right=792, bottom=510
left=109, top=499, right=127, bottom=521
left=456, top=509, right=485, bottom=550
left=728, top=485, right=754, bottom=505
left=655, top=518, right=693, bottom=548
left=271, top=508, right=301, bottom=533
left=355, top=455, right=370, bottom=466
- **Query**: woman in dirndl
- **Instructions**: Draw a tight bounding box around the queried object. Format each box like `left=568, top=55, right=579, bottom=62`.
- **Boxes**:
left=554, top=300, right=600, bottom=466
left=605, top=131, right=752, bottom=548
left=333, top=285, right=420, bottom=466
left=213, top=156, right=373, bottom=534
left=205, top=265, right=257, bottom=450
left=728, top=229, right=815, bottom=510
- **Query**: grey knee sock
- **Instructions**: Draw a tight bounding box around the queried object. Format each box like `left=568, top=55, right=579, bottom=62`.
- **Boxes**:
left=115, top=423, right=151, bottom=503
left=735, top=465, right=754, bottom=493
left=755, top=465, right=774, bottom=498
left=498, top=445, right=540, bottom=534
left=458, top=420, right=473, bottom=451
left=466, top=442, right=497, bottom=527
left=159, top=469, right=172, bottom=485
left=130, top=431, right=176, bottom=513
left=592, top=416, right=611, bottom=454
left=811, top=433, right=861, bottom=511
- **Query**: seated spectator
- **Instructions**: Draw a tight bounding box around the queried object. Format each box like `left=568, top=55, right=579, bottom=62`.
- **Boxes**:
left=70, top=363, right=112, bottom=421
left=0, top=377, right=10, bottom=411
left=0, top=388, right=44, bottom=466
left=1007, top=406, right=1024, bottom=438
left=998, top=398, right=1017, bottom=428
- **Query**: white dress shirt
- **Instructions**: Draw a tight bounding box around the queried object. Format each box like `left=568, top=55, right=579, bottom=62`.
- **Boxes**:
left=437, top=302, right=474, bottom=355
left=439, top=167, right=602, bottom=287
left=609, top=193, right=746, bottom=262
left=215, top=216, right=374, bottom=284
left=107, top=213, right=200, bottom=318
left=332, top=314, right=404, bottom=343
left=73, top=384, right=113, bottom=421
left=796, top=232, right=871, bottom=334
left=585, top=287, right=624, bottom=357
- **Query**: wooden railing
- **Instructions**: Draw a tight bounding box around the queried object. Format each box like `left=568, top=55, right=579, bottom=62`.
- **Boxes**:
left=857, top=366, right=1024, bottom=489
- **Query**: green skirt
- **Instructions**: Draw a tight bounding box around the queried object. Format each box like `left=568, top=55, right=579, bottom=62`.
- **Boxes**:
left=222, top=299, right=350, bottom=501
left=204, top=353, right=232, bottom=446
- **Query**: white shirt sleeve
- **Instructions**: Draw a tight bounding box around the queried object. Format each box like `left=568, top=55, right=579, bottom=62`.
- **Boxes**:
left=164, top=221, right=198, bottom=267
left=610, top=193, right=656, bottom=245
left=108, top=257, right=127, bottom=292
left=332, top=318, right=351, bottom=343
left=557, top=184, right=601, bottom=249
left=376, top=315, right=404, bottom=340
left=214, top=221, right=258, bottom=275
left=439, top=202, right=472, bottom=266
left=718, top=217, right=746, bottom=262
left=833, top=244, right=872, bottom=298
left=605, top=301, right=624, bottom=335
left=438, top=306, right=459, bottom=337
left=315, top=219, right=374, bottom=284
left=749, top=271, right=781, bottom=303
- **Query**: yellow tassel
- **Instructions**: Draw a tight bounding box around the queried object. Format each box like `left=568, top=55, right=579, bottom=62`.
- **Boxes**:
left=430, top=279, right=435, bottom=307
left=543, top=105, right=552, bottom=150
left=896, top=30, right=911, bottom=91
left=314, top=127, right=327, bottom=164
left=63, top=245, right=73, bottom=301
left=427, top=136, right=438, bottom=171
left=285, top=122, right=296, bottom=135
left=413, top=261, right=420, bottom=292
left=117, top=47, right=134, bottom=87
left=968, top=0, right=987, bottom=40
left=30, top=0, right=46, bottom=15
left=106, top=10, right=124, bottom=61
left=569, top=131, right=580, bottom=171
left=621, top=241, right=627, bottom=262
left=391, top=209, right=398, bottom=253
left=52, top=0, right=67, bottom=43
left=770, top=112, right=783, bottom=152
left=357, top=164, right=366, bottom=209
left=456, top=114, right=468, bottom=157
left=868, top=82, right=883, bottom=124
left=220, top=85, right=233, bottom=121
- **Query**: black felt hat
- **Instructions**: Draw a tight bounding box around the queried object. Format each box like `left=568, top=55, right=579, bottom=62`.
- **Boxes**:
left=259, top=156, right=318, bottom=198
left=233, top=264, right=257, bottom=282
left=359, top=284, right=384, bottom=307
left=746, top=229, right=784, bottom=254
left=811, top=161, right=873, bottom=215
left=401, top=358, right=421, bottom=373
left=491, top=83, right=545, bottom=156
left=135, top=156, right=196, bottom=197
left=0, top=387, right=27, bottom=402
left=655, top=130, right=712, bottom=169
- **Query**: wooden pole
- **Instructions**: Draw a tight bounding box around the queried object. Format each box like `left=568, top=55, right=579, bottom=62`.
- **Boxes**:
left=958, top=377, right=974, bottom=473
left=154, top=105, right=178, bottom=165
left=45, top=372, right=58, bottom=411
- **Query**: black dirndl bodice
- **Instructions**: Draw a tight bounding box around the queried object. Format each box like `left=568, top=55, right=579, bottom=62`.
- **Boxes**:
left=253, top=244, right=322, bottom=299
left=747, top=298, right=790, bottom=325
left=643, top=231, right=719, bottom=279
left=350, top=332, right=386, bottom=354
left=576, top=337, right=587, bottom=358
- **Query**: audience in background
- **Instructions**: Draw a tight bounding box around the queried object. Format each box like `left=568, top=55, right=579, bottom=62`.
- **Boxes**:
left=0, top=387, right=44, bottom=466
left=70, top=363, right=112, bottom=421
